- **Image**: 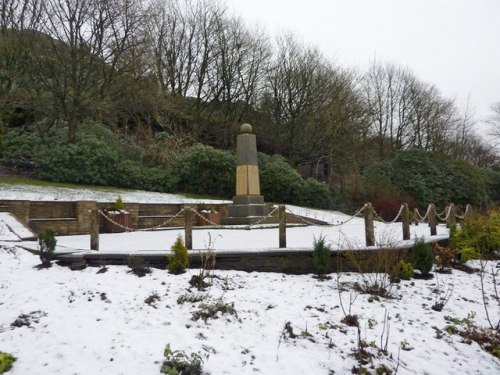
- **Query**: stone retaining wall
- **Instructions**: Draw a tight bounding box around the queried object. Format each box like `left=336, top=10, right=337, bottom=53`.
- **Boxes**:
left=0, top=199, right=326, bottom=236
left=0, top=199, right=232, bottom=235
left=56, top=246, right=417, bottom=274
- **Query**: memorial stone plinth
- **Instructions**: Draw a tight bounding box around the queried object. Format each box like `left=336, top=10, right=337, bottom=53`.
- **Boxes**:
left=222, top=124, right=275, bottom=225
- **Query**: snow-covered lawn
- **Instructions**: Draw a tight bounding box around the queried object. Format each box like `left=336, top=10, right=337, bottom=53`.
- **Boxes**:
left=0, top=184, right=499, bottom=374
left=0, top=182, right=230, bottom=204
left=0, top=248, right=499, bottom=374
left=1, top=181, right=449, bottom=252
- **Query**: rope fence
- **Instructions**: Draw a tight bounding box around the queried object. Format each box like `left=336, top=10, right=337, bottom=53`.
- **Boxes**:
left=89, top=201, right=471, bottom=251
left=98, top=208, right=187, bottom=232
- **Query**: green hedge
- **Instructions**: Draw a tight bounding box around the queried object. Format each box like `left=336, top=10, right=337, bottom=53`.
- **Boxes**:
left=175, top=144, right=236, bottom=198
left=2, top=124, right=178, bottom=192
left=259, top=154, right=332, bottom=208
left=1, top=129, right=40, bottom=169
left=367, top=149, right=496, bottom=208
left=2, top=125, right=332, bottom=207
left=35, top=134, right=122, bottom=185
left=259, top=154, right=304, bottom=203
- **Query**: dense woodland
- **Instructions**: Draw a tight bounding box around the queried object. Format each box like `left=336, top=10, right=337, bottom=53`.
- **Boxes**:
left=1, top=0, right=499, bottom=211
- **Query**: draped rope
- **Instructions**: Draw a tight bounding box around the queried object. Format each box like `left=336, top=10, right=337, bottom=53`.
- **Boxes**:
left=372, top=204, right=405, bottom=224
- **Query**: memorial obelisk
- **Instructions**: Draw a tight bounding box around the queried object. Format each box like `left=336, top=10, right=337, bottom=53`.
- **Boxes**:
left=222, top=123, right=273, bottom=225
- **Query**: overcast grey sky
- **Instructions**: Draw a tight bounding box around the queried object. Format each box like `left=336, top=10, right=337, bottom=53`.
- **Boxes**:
left=226, top=0, right=500, bottom=133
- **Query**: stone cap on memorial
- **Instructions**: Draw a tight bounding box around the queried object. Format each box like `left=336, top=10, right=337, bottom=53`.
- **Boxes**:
left=240, top=123, right=253, bottom=133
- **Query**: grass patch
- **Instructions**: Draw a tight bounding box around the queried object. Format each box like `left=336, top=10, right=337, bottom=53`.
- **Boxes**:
left=0, top=176, right=134, bottom=192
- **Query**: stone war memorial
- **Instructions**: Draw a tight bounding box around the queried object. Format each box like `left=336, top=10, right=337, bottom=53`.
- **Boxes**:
left=222, top=123, right=275, bottom=225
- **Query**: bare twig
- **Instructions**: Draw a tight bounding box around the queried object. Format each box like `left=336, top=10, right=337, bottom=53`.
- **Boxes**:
left=479, top=259, right=500, bottom=330
left=380, top=309, right=390, bottom=354
left=431, top=273, right=454, bottom=312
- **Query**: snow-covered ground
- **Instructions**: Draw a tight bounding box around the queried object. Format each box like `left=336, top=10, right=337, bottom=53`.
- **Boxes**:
left=1, top=184, right=499, bottom=374
left=0, top=182, right=230, bottom=204
left=0, top=181, right=449, bottom=252
left=1, top=248, right=499, bottom=374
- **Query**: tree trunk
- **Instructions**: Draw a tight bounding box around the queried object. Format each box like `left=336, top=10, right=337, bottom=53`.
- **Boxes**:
left=0, top=111, right=3, bottom=157
left=66, top=115, right=78, bottom=144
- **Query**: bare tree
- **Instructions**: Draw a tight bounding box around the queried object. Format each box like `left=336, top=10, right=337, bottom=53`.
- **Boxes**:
left=264, top=33, right=333, bottom=166
left=145, top=0, right=225, bottom=139
left=207, top=16, right=270, bottom=146
left=37, top=0, right=144, bottom=143
left=363, top=63, right=403, bottom=157
left=0, top=0, right=44, bottom=152
left=320, top=70, right=370, bottom=192
left=147, top=0, right=202, bottom=97
left=488, top=102, right=500, bottom=139
left=363, top=62, right=423, bottom=157
left=146, top=0, right=270, bottom=145
left=363, top=61, right=463, bottom=158
left=409, top=85, right=457, bottom=152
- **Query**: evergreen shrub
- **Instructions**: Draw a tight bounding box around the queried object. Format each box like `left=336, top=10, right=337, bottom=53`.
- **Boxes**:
left=127, top=256, right=150, bottom=277
left=390, top=260, right=414, bottom=282
left=38, top=228, right=57, bottom=267
left=1, top=129, right=40, bottom=169
left=312, top=234, right=331, bottom=278
left=450, top=209, right=500, bottom=260
left=114, top=161, right=178, bottom=193
left=110, top=196, right=125, bottom=211
left=411, top=238, right=433, bottom=276
left=35, top=134, right=122, bottom=185
left=167, top=235, right=189, bottom=274
left=0, top=352, right=16, bottom=374
left=259, top=154, right=304, bottom=204
left=2, top=124, right=179, bottom=192
left=300, top=178, right=333, bottom=209
left=175, top=144, right=235, bottom=198
left=3, top=123, right=332, bottom=208
left=369, top=150, right=495, bottom=209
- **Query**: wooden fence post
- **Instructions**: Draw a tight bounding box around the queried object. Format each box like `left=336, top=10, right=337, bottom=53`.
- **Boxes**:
left=463, top=204, right=473, bottom=221
left=428, top=203, right=437, bottom=236
left=184, top=206, right=193, bottom=250
left=279, top=205, right=286, bottom=248
left=364, top=202, right=375, bottom=246
left=90, top=208, right=99, bottom=251
left=446, top=203, right=456, bottom=228
left=402, top=203, right=410, bottom=241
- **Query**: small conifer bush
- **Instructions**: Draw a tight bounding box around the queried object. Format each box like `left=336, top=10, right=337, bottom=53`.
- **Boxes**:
left=38, top=228, right=57, bottom=267
left=0, top=351, right=16, bottom=374
left=110, top=196, right=125, bottom=211
left=312, top=234, right=331, bottom=279
left=390, top=260, right=414, bottom=282
left=411, top=238, right=433, bottom=277
left=167, top=235, right=189, bottom=274
left=398, top=260, right=414, bottom=280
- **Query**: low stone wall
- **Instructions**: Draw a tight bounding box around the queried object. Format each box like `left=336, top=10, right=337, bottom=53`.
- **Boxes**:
left=0, top=200, right=97, bottom=235
left=55, top=246, right=416, bottom=274
left=0, top=199, right=232, bottom=235
left=0, top=199, right=326, bottom=236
